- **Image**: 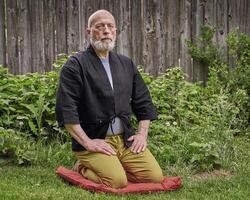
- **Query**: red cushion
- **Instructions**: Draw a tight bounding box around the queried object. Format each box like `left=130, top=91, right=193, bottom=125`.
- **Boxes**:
left=56, top=166, right=182, bottom=194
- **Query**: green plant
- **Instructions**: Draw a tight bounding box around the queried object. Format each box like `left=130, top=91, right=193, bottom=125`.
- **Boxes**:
left=0, top=128, right=37, bottom=165
left=187, top=25, right=219, bottom=66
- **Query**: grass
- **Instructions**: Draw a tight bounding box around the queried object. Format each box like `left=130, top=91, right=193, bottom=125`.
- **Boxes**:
left=0, top=137, right=249, bottom=200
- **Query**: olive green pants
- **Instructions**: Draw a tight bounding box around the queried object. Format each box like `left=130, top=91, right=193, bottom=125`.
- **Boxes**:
left=74, top=134, right=163, bottom=189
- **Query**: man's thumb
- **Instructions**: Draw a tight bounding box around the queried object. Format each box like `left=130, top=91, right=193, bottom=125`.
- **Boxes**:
left=127, top=136, right=134, bottom=141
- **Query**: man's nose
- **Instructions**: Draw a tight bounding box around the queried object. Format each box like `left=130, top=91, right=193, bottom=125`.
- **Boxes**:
left=103, top=28, right=111, bottom=35
left=103, top=26, right=111, bottom=33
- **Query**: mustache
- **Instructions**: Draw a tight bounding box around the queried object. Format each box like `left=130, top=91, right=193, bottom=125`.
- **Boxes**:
left=101, top=38, right=112, bottom=41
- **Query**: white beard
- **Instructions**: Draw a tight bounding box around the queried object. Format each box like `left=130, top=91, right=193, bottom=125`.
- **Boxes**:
left=90, top=38, right=115, bottom=52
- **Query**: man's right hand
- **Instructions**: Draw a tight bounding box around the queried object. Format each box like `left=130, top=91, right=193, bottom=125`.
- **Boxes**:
left=84, top=138, right=116, bottom=156
left=64, top=124, right=116, bottom=156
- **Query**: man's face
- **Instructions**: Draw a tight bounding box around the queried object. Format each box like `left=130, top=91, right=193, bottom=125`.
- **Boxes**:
left=88, top=16, right=116, bottom=52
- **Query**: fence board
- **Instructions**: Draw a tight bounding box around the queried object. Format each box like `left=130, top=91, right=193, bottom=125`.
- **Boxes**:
left=191, top=0, right=207, bottom=83
left=30, top=0, right=45, bottom=72
left=238, top=0, right=247, bottom=33
left=143, top=0, right=164, bottom=75
left=67, top=0, right=80, bottom=53
left=6, top=0, right=19, bottom=74
left=131, top=0, right=143, bottom=66
left=247, top=0, right=250, bottom=35
left=215, top=0, right=228, bottom=62
left=0, top=0, right=6, bottom=67
left=180, top=0, right=192, bottom=80
left=154, top=0, right=164, bottom=75
left=43, top=0, right=55, bottom=71
left=55, top=0, right=67, bottom=55
left=78, top=0, right=86, bottom=51
left=116, top=0, right=131, bottom=58
left=166, top=0, right=180, bottom=70
left=18, top=0, right=32, bottom=73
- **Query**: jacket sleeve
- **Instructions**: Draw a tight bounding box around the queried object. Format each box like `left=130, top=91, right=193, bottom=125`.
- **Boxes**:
left=56, top=57, right=83, bottom=127
left=131, top=61, right=158, bottom=121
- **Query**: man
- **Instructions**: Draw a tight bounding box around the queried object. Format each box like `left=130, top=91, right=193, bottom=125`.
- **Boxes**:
left=56, top=9, right=163, bottom=189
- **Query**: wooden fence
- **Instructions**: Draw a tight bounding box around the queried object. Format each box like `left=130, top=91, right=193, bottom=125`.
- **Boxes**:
left=0, top=0, right=249, bottom=81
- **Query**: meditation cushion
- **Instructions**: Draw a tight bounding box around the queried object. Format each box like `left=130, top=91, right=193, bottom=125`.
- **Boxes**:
left=56, top=166, right=182, bottom=194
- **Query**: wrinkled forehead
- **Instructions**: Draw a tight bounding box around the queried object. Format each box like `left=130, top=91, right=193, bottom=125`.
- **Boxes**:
left=88, top=11, right=116, bottom=27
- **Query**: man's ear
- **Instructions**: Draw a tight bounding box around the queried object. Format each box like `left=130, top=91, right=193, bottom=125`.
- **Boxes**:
left=86, top=28, right=91, bottom=35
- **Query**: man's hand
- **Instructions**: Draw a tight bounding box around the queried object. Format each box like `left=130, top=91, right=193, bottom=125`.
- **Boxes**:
left=85, top=138, right=116, bottom=156
left=64, top=124, right=116, bottom=156
left=127, top=133, right=147, bottom=154
left=127, top=120, right=150, bottom=154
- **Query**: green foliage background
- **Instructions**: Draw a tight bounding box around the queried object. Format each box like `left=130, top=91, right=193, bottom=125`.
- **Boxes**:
left=0, top=29, right=249, bottom=173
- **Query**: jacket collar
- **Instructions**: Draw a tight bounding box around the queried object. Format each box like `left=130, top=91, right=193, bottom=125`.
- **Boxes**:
left=86, top=45, right=119, bottom=94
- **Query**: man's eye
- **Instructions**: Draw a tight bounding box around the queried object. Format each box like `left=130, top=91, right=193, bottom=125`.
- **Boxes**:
left=96, top=25, right=103, bottom=29
left=107, top=24, right=114, bottom=28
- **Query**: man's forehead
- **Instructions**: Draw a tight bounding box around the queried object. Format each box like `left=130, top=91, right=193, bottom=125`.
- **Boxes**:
left=88, top=11, right=115, bottom=27
left=93, top=17, right=115, bottom=25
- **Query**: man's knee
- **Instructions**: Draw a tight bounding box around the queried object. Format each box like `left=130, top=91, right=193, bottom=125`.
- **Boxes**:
left=148, top=169, right=164, bottom=183
left=105, top=173, right=128, bottom=188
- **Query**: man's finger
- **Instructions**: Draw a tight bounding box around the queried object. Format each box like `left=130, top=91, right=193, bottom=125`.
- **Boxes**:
left=132, top=142, right=141, bottom=153
left=100, top=149, right=112, bottom=155
left=142, top=144, right=147, bottom=152
left=138, top=143, right=146, bottom=153
left=103, top=145, right=116, bottom=155
left=99, top=141, right=116, bottom=155
left=99, top=146, right=115, bottom=156
left=135, top=143, right=144, bottom=153
left=131, top=140, right=139, bottom=152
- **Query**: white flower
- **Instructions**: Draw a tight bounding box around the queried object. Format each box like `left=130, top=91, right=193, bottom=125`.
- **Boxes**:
left=166, top=122, right=171, bottom=127
left=173, top=121, right=178, bottom=126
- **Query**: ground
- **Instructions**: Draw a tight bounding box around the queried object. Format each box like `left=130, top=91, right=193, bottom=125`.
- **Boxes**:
left=0, top=137, right=249, bottom=200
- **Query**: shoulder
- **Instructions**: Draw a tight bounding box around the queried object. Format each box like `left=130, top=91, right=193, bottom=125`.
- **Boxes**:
left=111, top=52, right=136, bottom=71
left=62, top=50, right=89, bottom=73
left=113, top=52, right=133, bottom=63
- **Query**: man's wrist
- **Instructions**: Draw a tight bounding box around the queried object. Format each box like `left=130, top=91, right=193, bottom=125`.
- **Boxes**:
left=137, top=129, right=148, bottom=138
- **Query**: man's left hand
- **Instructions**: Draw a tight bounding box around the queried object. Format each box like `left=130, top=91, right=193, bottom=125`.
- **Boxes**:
left=127, top=133, right=147, bottom=154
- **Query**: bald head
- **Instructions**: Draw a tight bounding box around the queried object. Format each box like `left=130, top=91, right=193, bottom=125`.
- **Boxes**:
left=88, top=9, right=115, bottom=28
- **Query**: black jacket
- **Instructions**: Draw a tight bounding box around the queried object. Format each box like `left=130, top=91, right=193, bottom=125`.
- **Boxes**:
left=56, top=45, right=157, bottom=151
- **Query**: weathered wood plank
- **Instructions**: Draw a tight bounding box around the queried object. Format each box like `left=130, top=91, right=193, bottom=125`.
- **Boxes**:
left=79, top=0, right=99, bottom=50
left=116, top=0, right=131, bottom=58
left=6, top=0, right=19, bottom=74
left=239, top=0, right=248, bottom=34
left=142, top=0, right=166, bottom=76
left=165, top=0, right=180, bottom=70
left=131, top=0, right=143, bottom=66
left=30, top=0, right=45, bottom=72
left=0, top=0, right=6, bottom=67
left=79, top=0, right=86, bottom=51
left=43, top=0, right=55, bottom=71
left=55, top=0, right=67, bottom=55
left=18, top=0, right=32, bottom=74
left=215, top=0, right=228, bottom=62
left=191, top=0, right=205, bottom=83
left=228, top=0, right=240, bottom=32
left=67, top=0, right=80, bottom=53
left=247, top=0, right=250, bottom=35
left=180, top=0, right=192, bottom=80
left=154, top=0, right=164, bottom=75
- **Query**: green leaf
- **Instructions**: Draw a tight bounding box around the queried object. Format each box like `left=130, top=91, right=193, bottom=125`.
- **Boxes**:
left=28, top=120, right=37, bottom=135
